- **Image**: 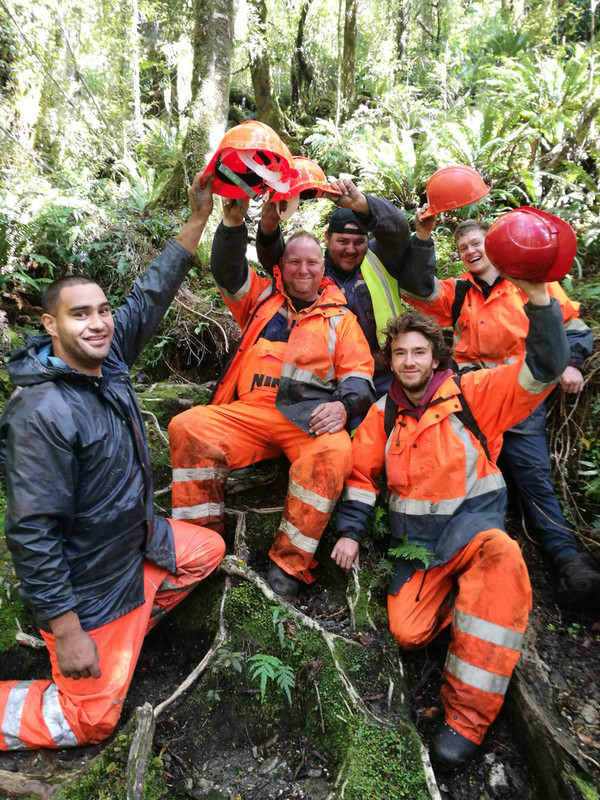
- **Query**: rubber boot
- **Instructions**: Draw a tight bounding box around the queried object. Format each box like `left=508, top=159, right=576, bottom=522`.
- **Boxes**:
left=556, top=553, right=600, bottom=612
left=430, top=722, right=480, bottom=773
left=267, top=562, right=299, bottom=598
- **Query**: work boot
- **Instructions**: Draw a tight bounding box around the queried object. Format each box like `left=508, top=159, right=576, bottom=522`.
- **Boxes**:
left=429, top=722, right=479, bottom=773
left=556, top=552, right=600, bottom=611
left=267, top=563, right=299, bottom=598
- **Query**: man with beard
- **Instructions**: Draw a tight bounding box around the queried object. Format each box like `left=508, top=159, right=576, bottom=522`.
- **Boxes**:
left=332, top=274, right=569, bottom=772
left=400, top=218, right=598, bottom=610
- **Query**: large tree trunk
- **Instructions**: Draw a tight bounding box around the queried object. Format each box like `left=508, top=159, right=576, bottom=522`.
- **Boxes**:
left=341, top=0, right=357, bottom=120
left=394, top=0, right=412, bottom=83
left=247, top=0, right=286, bottom=135
left=153, top=0, right=235, bottom=209
left=291, top=0, right=314, bottom=112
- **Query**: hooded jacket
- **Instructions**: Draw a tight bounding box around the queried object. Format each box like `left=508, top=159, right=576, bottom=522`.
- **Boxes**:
left=402, top=270, right=593, bottom=370
left=336, top=299, right=570, bottom=593
left=0, top=239, right=193, bottom=631
left=211, top=226, right=375, bottom=431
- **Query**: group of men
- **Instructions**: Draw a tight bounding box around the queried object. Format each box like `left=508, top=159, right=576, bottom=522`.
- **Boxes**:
left=0, top=168, right=598, bottom=773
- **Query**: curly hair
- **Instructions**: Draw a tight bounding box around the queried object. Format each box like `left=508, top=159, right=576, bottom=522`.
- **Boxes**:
left=380, top=310, right=451, bottom=370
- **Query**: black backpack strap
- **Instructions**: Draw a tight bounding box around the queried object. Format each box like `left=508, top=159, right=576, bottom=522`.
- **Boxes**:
left=451, top=279, right=472, bottom=328
left=384, top=393, right=397, bottom=438
left=452, top=375, right=491, bottom=461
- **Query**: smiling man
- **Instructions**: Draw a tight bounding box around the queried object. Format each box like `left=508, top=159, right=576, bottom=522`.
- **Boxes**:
left=222, top=177, right=438, bottom=400
left=168, top=196, right=375, bottom=598
left=0, top=174, right=225, bottom=750
left=333, top=275, right=570, bottom=772
left=401, top=218, right=599, bottom=611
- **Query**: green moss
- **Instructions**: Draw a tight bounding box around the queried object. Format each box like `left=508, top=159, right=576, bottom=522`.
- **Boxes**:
left=342, top=722, right=429, bottom=799
left=565, top=768, right=600, bottom=800
left=54, top=730, right=169, bottom=800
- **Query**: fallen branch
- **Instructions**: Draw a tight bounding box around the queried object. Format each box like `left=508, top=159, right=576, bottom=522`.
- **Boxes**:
left=140, top=410, right=169, bottom=446
left=0, top=769, right=55, bottom=799
left=125, top=581, right=230, bottom=800
left=175, top=297, right=230, bottom=353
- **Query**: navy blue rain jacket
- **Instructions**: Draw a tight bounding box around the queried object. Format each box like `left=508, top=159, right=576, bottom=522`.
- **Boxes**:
left=0, top=239, right=193, bottom=631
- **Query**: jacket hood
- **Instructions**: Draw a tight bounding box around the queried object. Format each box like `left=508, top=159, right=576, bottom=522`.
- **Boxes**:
left=6, top=334, right=73, bottom=388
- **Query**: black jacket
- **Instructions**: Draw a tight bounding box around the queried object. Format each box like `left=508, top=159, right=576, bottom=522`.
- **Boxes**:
left=0, top=238, right=193, bottom=631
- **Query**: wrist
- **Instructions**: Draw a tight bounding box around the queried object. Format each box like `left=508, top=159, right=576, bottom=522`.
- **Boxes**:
left=49, top=610, right=83, bottom=638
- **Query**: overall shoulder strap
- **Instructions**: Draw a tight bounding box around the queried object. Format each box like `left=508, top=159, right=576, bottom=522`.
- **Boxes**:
left=384, top=393, right=397, bottom=438
left=451, top=279, right=472, bottom=328
left=451, top=375, right=491, bottom=460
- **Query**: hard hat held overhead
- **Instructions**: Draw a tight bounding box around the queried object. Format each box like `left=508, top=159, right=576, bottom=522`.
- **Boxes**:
left=485, top=206, right=577, bottom=282
left=201, top=121, right=298, bottom=199
left=421, top=165, right=490, bottom=219
left=270, top=156, right=342, bottom=220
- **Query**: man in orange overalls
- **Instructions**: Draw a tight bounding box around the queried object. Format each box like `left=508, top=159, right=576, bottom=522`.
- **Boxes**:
left=333, top=272, right=569, bottom=771
left=169, top=196, right=375, bottom=598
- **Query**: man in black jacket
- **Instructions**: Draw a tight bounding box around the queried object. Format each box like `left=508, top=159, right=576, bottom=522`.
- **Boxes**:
left=0, top=174, right=225, bottom=750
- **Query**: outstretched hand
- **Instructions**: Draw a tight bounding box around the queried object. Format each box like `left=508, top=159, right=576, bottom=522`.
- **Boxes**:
left=323, top=178, right=369, bottom=215
left=415, top=204, right=437, bottom=241
left=502, top=274, right=550, bottom=306
left=221, top=195, right=249, bottom=227
left=260, top=195, right=282, bottom=234
left=189, top=172, right=214, bottom=222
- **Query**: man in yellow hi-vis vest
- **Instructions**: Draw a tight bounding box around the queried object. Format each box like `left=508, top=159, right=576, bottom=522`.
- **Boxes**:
left=250, top=179, right=437, bottom=399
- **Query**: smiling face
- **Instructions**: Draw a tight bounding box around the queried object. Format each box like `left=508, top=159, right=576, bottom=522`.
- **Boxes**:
left=456, top=228, right=498, bottom=282
left=42, top=283, right=114, bottom=376
left=280, top=235, right=325, bottom=302
left=325, top=230, right=369, bottom=273
left=390, top=331, right=439, bottom=402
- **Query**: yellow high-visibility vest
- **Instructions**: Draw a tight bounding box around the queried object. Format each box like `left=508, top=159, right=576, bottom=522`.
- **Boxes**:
left=361, top=249, right=404, bottom=343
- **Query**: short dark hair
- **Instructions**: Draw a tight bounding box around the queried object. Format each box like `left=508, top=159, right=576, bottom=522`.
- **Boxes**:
left=281, top=230, right=322, bottom=260
left=381, top=311, right=451, bottom=370
left=453, top=219, right=489, bottom=244
left=41, top=276, right=99, bottom=316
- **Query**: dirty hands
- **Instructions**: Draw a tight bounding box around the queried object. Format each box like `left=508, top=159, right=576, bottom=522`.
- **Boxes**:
left=50, top=611, right=101, bottom=680
left=415, top=204, right=438, bottom=241
left=259, top=195, right=282, bottom=234
left=174, top=173, right=215, bottom=252
left=560, top=365, right=584, bottom=394
left=188, top=172, right=215, bottom=222
left=309, top=401, right=347, bottom=436
left=331, top=537, right=360, bottom=571
left=221, top=195, right=249, bottom=227
left=324, top=178, right=369, bottom=216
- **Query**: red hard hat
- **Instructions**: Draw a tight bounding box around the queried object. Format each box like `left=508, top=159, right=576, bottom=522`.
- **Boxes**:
left=202, top=121, right=298, bottom=199
left=485, top=206, right=577, bottom=281
left=421, top=165, right=490, bottom=219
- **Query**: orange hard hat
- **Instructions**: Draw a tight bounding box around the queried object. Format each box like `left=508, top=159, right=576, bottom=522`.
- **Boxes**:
left=271, top=157, right=341, bottom=201
left=420, top=165, right=490, bottom=219
left=485, top=206, right=577, bottom=281
left=270, top=156, right=342, bottom=219
left=202, top=121, right=298, bottom=199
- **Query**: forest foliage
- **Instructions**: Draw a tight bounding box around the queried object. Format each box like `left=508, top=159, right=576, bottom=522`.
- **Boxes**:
left=0, top=0, right=599, bottom=535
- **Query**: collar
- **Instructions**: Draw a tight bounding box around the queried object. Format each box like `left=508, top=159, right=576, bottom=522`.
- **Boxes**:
left=389, top=368, right=454, bottom=419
